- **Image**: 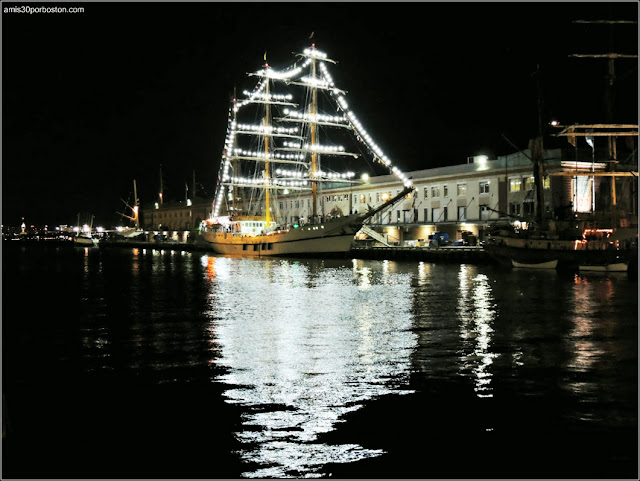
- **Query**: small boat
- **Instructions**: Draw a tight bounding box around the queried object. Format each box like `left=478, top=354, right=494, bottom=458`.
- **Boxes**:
left=73, top=234, right=99, bottom=247
left=512, top=259, right=558, bottom=269
left=578, top=263, right=628, bottom=272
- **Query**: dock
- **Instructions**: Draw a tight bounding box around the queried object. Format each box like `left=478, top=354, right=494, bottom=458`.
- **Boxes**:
left=97, top=237, right=491, bottom=263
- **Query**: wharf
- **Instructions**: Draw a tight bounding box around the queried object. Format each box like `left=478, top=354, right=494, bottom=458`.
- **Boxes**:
left=351, top=245, right=490, bottom=263
left=99, top=238, right=490, bottom=263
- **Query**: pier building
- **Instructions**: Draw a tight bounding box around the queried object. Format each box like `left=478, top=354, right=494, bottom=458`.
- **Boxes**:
left=140, top=197, right=211, bottom=232
left=140, top=148, right=637, bottom=247
left=272, top=148, right=637, bottom=246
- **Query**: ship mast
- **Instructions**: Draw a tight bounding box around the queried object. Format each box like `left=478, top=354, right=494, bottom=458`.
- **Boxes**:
left=264, top=74, right=272, bottom=224
left=569, top=18, right=637, bottom=223
left=133, top=179, right=139, bottom=229
left=310, top=45, right=319, bottom=219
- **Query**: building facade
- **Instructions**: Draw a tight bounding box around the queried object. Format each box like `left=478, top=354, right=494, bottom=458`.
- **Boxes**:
left=139, top=148, right=636, bottom=246
left=272, top=148, right=636, bottom=245
left=141, top=197, right=212, bottom=232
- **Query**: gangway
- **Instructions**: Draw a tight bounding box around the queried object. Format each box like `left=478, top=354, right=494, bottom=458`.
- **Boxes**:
left=359, top=225, right=391, bottom=247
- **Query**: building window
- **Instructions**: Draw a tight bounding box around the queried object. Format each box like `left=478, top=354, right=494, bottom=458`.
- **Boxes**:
left=443, top=206, right=448, bottom=221
left=443, top=185, right=448, bottom=197
left=523, top=200, right=534, bottom=216
left=458, top=206, right=466, bottom=221
left=376, top=192, right=380, bottom=202
left=279, top=202, right=283, bottom=210
left=396, top=210, right=401, bottom=222
left=295, top=200, right=299, bottom=209
left=431, top=186, right=440, bottom=197
left=424, top=208, right=429, bottom=222
left=524, top=176, right=536, bottom=191
left=424, top=187, right=428, bottom=199
left=480, top=204, right=490, bottom=220
left=543, top=176, right=550, bottom=189
left=509, top=202, right=521, bottom=216
left=479, top=181, right=490, bottom=194
left=360, top=195, right=366, bottom=204
left=457, top=183, right=467, bottom=197
left=509, top=178, right=522, bottom=192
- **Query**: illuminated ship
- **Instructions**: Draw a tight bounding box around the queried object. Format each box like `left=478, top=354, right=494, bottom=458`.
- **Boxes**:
left=199, top=45, right=412, bottom=256
left=483, top=124, right=638, bottom=271
left=484, top=18, right=638, bottom=273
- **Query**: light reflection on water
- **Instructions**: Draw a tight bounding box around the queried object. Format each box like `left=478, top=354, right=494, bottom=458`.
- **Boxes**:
left=457, top=266, right=497, bottom=398
left=5, top=245, right=638, bottom=478
left=204, top=257, right=416, bottom=478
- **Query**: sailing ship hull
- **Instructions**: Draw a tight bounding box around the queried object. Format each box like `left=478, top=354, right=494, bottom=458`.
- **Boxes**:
left=484, top=235, right=634, bottom=271
left=200, top=215, right=364, bottom=257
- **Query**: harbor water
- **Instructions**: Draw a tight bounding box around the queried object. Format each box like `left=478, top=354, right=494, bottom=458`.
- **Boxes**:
left=3, top=243, right=638, bottom=478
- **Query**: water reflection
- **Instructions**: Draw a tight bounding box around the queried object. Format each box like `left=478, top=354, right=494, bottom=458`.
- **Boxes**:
left=206, top=257, right=416, bottom=478
left=457, top=265, right=497, bottom=398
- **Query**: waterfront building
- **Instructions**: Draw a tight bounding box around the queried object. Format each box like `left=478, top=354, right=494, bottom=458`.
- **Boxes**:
left=273, top=148, right=637, bottom=245
left=139, top=148, right=637, bottom=246
left=140, top=197, right=211, bottom=232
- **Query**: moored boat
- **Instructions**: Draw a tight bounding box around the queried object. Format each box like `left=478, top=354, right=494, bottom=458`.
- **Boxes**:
left=512, top=259, right=558, bottom=269
left=578, top=262, right=628, bottom=272
left=199, top=44, right=414, bottom=256
left=73, top=234, right=99, bottom=247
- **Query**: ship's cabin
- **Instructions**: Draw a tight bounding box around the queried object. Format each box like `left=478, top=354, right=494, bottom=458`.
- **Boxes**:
left=232, top=220, right=277, bottom=235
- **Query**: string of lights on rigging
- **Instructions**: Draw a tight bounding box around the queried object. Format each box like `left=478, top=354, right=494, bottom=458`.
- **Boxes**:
left=212, top=46, right=413, bottom=217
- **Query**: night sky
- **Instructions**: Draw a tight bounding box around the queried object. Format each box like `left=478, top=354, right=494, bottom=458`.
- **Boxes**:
left=3, top=2, right=638, bottom=227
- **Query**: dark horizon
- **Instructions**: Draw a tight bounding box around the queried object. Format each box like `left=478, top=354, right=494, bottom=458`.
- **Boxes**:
left=3, top=2, right=638, bottom=228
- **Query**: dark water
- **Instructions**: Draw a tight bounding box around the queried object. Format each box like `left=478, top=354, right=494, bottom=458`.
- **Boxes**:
left=3, top=243, right=638, bottom=478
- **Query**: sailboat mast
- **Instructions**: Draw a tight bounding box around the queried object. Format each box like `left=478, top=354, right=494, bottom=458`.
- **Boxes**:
left=310, top=48, right=318, bottom=218
left=232, top=90, right=238, bottom=217
left=133, top=179, right=140, bottom=229
left=264, top=77, right=272, bottom=225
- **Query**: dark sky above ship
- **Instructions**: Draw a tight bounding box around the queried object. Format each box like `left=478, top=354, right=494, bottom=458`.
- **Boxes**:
left=3, top=2, right=638, bottom=227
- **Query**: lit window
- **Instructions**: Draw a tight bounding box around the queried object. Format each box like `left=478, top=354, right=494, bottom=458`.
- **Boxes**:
left=457, top=183, right=467, bottom=196
left=431, top=186, right=440, bottom=197
left=509, top=178, right=522, bottom=192
left=443, top=185, right=448, bottom=197
left=525, top=177, right=536, bottom=191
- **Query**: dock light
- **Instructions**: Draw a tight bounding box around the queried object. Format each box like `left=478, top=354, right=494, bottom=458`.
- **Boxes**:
left=155, top=203, right=159, bottom=209
left=361, top=173, right=370, bottom=182
left=550, top=120, right=560, bottom=127
left=476, top=155, right=488, bottom=164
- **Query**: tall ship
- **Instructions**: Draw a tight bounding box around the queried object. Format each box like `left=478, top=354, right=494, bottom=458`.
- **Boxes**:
left=484, top=19, right=638, bottom=272
left=199, top=44, right=413, bottom=256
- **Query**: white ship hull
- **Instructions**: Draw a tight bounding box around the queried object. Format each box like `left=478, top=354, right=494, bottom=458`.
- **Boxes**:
left=200, top=215, right=364, bottom=257
left=73, top=235, right=99, bottom=247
